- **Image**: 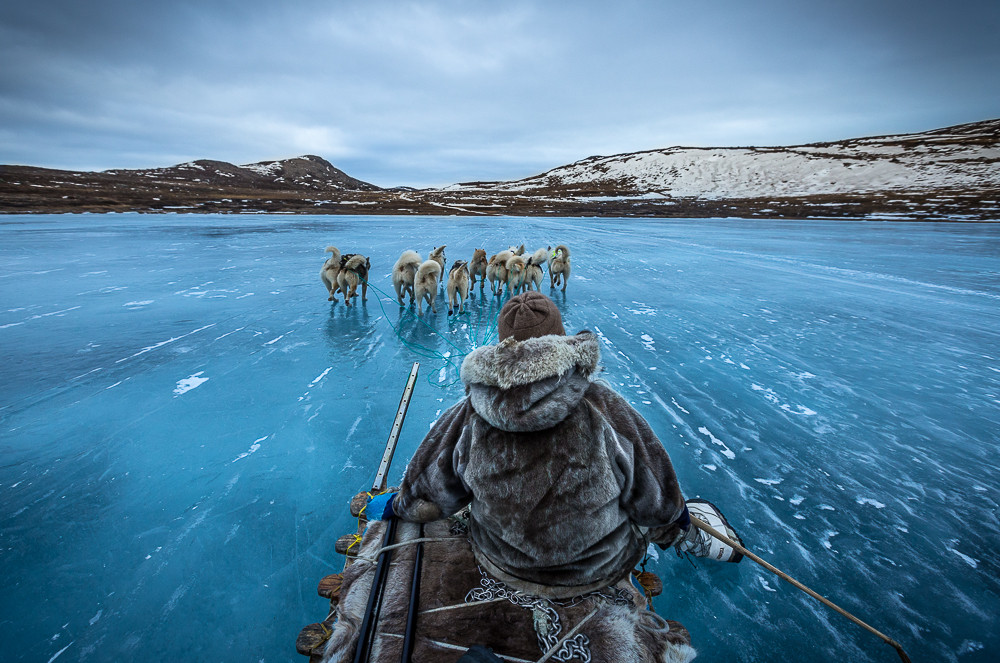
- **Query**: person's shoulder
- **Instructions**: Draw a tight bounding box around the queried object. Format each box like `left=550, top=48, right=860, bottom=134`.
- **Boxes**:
left=584, top=377, right=629, bottom=408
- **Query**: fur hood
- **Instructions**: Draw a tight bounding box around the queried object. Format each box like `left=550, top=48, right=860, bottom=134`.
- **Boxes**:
left=461, top=331, right=600, bottom=432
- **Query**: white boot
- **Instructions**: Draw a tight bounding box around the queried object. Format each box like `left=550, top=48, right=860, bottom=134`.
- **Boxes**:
left=676, top=499, right=744, bottom=563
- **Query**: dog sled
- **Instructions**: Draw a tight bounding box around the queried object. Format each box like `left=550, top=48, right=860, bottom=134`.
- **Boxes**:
left=297, top=363, right=912, bottom=663
left=296, top=362, right=695, bottom=663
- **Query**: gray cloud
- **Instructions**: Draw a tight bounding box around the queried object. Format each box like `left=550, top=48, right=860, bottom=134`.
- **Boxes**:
left=1, top=0, right=998, bottom=187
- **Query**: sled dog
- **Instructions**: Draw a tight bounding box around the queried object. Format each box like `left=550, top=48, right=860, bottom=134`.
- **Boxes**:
left=508, top=243, right=525, bottom=256
left=414, top=259, right=442, bottom=316
left=447, top=260, right=471, bottom=315
left=486, top=250, right=514, bottom=296
left=392, top=250, right=422, bottom=306
left=548, top=244, right=571, bottom=292
left=469, top=249, right=488, bottom=289
left=337, top=254, right=370, bottom=307
left=505, top=254, right=527, bottom=296
left=523, top=248, right=548, bottom=291
left=320, top=246, right=342, bottom=301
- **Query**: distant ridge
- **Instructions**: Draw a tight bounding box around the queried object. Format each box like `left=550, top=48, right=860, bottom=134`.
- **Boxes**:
left=448, top=118, right=1000, bottom=200
left=1, top=119, right=997, bottom=220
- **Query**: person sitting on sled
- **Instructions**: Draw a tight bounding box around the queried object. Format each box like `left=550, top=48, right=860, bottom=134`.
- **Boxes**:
left=368, top=291, right=742, bottom=598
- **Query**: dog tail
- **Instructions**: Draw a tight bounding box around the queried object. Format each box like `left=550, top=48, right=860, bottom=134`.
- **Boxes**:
left=397, top=249, right=422, bottom=269
left=555, top=244, right=570, bottom=261
left=417, top=259, right=442, bottom=281
left=325, top=246, right=341, bottom=259
left=343, top=254, right=367, bottom=272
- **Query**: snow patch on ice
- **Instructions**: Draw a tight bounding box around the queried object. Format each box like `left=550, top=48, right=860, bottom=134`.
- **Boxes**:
left=232, top=436, right=267, bottom=463
left=856, top=497, right=886, bottom=509
left=757, top=577, right=777, bottom=592
left=698, top=426, right=736, bottom=460
left=947, top=542, right=979, bottom=568
left=310, top=367, right=332, bottom=387
left=754, top=478, right=783, bottom=486
left=957, top=640, right=984, bottom=655
left=173, top=372, right=208, bottom=396
left=46, top=642, right=74, bottom=663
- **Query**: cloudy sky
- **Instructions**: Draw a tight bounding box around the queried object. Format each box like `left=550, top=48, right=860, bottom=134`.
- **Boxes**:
left=1, top=0, right=998, bottom=187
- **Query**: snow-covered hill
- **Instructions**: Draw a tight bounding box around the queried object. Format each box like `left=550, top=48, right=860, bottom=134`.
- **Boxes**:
left=452, top=119, right=1000, bottom=199
left=121, top=155, right=380, bottom=191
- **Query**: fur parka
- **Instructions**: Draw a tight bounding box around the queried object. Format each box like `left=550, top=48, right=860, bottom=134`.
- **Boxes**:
left=395, top=331, right=687, bottom=596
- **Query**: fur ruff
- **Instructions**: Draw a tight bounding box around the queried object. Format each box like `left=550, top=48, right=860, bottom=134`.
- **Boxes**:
left=461, top=331, right=599, bottom=390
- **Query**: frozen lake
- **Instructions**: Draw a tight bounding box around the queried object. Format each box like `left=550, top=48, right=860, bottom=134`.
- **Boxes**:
left=2, top=213, right=998, bottom=663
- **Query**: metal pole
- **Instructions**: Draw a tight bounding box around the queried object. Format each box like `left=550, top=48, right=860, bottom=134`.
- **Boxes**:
left=352, top=362, right=420, bottom=663
left=372, top=362, right=420, bottom=493
left=690, top=518, right=911, bottom=663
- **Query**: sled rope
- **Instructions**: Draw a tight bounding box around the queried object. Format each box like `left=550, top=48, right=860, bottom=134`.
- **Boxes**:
left=352, top=536, right=455, bottom=564
left=691, top=519, right=912, bottom=663
left=354, top=276, right=504, bottom=389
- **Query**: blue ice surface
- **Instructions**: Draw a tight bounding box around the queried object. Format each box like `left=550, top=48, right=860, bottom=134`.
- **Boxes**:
left=1, top=213, right=998, bottom=663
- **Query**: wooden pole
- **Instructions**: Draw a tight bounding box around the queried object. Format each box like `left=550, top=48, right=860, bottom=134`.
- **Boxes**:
left=690, top=518, right=911, bottom=663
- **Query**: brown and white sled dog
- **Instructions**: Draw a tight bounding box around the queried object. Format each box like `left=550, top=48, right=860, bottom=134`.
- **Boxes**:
left=486, top=250, right=513, bottom=296
left=337, top=254, right=370, bottom=306
left=429, top=245, right=447, bottom=291
left=429, top=245, right=447, bottom=270
left=548, top=244, right=571, bottom=291
left=447, top=260, right=470, bottom=315
left=414, top=259, right=442, bottom=316
left=522, top=247, right=548, bottom=291
left=392, top=250, right=422, bottom=306
left=505, top=254, right=527, bottom=296
left=469, top=249, right=488, bottom=289
left=320, top=246, right=342, bottom=301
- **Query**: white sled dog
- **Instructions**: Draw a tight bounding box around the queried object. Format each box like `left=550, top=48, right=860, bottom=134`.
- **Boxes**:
left=522, top=247, right=549, bottom=291
left=469, top=249, right=488, bottom=290
left=392, top=250, right=422, bottom=306
left=548, top=244, right=571, bottom=292
left=486, top=250, right=514, bottom=296
left=447, top=260, right=471, bottom=315
left=505, top=254, right=527, bottom=296
left=320, top=246, right=342, bottom=301
left=414, top=259, right=442, bottom=316
left=508, top=243, right=525, bottom=256
left=337, top=254, right=370, bottom=307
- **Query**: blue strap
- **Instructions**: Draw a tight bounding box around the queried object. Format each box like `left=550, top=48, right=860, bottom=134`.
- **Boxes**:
left=368, top=492, right=396, bottom=520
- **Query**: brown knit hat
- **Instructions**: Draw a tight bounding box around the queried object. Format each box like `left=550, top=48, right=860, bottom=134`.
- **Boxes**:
left=498, top=292, right=566, bottom=341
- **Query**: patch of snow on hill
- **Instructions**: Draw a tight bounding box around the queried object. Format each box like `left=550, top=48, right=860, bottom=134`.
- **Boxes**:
left=241, top=162, right=282, bottom=177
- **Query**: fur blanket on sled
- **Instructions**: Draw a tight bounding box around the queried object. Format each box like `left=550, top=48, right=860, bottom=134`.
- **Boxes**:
left=321, top=516, right=696, bottom=662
